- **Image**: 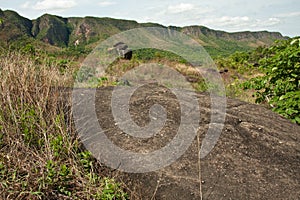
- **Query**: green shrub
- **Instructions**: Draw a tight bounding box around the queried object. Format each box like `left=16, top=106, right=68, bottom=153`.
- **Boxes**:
left=243, top=37, right=300, bottom=124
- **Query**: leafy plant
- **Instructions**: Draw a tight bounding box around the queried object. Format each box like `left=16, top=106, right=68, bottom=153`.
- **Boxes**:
left=101, top=178, right=128, bottom=200
left=243, top=37, right=300, bottom=124
left=20, top=105, right=44, bottom=148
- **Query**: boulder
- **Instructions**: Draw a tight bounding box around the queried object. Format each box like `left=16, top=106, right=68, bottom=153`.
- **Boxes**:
left=109, top=42, right=133, bottom=60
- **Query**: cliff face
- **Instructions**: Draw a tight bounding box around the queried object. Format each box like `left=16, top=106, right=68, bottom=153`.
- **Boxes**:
left=32, top=14, right=70, bottom=47
left=0, top=9, right=287, bottom=55
left=67, top=17, right=140, bottom=45
left=180, top=26, right=285, bottom=55
left=182, top=25, right=283, bottom=41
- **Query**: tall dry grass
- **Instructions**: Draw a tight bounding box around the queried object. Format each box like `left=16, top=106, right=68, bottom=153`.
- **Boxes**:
left=0, top=52, right=127, bottom=199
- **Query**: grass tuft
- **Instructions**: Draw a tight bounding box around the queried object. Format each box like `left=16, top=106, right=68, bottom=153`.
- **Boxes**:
left=0, top=51, right=128, bottom=199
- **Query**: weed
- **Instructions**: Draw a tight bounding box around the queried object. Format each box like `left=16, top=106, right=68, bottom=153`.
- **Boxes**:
left=101, top=178, right=128, bottom=200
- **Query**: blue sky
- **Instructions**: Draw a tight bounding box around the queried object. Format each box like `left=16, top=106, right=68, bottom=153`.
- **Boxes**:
left=0, top=0, right=299, bottom=36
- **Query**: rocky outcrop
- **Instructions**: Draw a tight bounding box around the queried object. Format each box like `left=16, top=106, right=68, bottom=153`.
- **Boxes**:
left=72, top=86, right=300, bottom=199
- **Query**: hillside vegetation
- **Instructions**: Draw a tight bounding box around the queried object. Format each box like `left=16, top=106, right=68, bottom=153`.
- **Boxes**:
left=0, top=9, right=286, bottom=58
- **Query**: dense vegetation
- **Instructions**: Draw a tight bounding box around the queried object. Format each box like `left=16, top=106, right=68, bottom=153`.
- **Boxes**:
left=215, top=37, right=300, bottom=124
left=243, top=38, right=300, bottom=124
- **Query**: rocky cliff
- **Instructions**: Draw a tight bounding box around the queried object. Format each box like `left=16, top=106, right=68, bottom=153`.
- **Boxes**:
left=0, top=8, right=287, bottom=56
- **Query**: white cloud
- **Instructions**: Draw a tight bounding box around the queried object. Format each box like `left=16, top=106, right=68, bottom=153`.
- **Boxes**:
left=98, top=1, right=116, bottom=7
left=138, top=3, right=214, bottom=26
left=167, top=3, right=194, bottom=14
left=201, top=16, right=281, bottom=31
left=277, top=11, right=300, bottom=18
left=264, top=18, right=281, bottom=26
left=214, top=16, right=250, bottom=27
left=22, top=0, right=77, bottom=11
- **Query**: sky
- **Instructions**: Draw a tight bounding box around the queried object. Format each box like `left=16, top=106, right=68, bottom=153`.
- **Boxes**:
left=0, top=0, right=299, bottom=37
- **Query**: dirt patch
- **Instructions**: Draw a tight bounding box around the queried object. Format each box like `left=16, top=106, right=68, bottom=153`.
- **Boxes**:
left=71, top=85, right=300, bottom=199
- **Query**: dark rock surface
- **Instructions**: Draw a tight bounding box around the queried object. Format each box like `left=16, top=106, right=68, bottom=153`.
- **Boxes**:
left=72, top=85, right=300, bottom=199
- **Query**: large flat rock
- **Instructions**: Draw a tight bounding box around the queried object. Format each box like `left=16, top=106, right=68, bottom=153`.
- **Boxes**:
left=72, top=86, right=300, bottom=199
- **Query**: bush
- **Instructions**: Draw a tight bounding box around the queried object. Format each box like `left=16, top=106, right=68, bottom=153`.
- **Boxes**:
left=243, top=38, right=300, bottom=124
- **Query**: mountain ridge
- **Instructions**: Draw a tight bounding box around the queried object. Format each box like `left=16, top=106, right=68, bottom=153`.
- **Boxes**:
left=0, top=8, right=287, bottom=57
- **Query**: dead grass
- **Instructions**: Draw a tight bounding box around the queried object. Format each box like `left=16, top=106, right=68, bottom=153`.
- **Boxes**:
left=0, top=52, right=128, bottom=199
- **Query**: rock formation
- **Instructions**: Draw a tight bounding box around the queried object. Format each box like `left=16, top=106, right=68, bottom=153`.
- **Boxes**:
left=72, top=85, right=300, bottom=199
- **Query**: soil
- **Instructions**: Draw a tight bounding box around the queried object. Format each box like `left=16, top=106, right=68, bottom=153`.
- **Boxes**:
left=71, top=85, right=300, bottom=200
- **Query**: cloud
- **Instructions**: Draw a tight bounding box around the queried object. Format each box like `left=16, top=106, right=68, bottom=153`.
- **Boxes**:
left=265, top=18, right=281, bottom=26
left=167, top=3, right=194, bottom=14
left=201, top=16, right=281, bottom=31
left=140, top=3, right=214, bottom=26
left=21, top=0, right=77, bottom=11
left=98, top=1, right=116, bottom=7
left=213, top=16, right=251, bottom=27
left=277, top=11, right=300, bottom=18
